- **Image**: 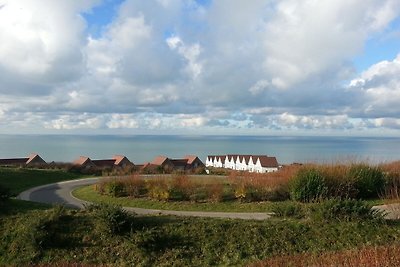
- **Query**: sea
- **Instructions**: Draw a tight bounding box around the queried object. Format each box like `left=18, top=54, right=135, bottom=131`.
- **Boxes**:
left=0, top=135, right=399, bottom=165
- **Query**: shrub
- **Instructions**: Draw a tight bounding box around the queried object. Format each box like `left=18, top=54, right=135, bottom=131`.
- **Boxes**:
left=311, top=199, right=385, bottom=222
left=349, top=164, right=386, bottom=199
left=5, top=205, right=67, bottom=262
left=89, top=203, right=131, bottom=236
left=105, top=179, right=126, bottom=197
left=124, top=175, right=146, bottom=198
left=290, top=167, right=328, bottom=202
left=271, top=202, right=307, bottom=219
left=320, top=164, right=358, bottom=199
left=205, top=182, right=224, bottom=202
left=146, top=178, right=170, bottom=201
left=169, top=175, right=194, bottom=201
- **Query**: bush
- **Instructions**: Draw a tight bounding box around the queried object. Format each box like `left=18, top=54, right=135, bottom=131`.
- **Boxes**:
left=124, top=175, right=146, bottom=198
left=169, top=175, right=194, bottom=201
left=349, top=164, right=386, bottom=199
left=321, top=164, right=358, bottom=199
left=146, top=178, right=170, bottom=201
left=89, top=203, right=131, bottom=236
left=271, top=202, right=307, bottom=219
left=290, top=168, right=328, bottom=202
left=5, top=205, right=67, bottom=262
left=311, top=199, right=385, bottom=222
left=105, top=179, right=126, bottom=197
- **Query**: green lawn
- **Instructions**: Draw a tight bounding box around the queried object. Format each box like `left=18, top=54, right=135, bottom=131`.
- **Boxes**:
left=1, top=203, right=400, bottom=266
left=74, top=185, right=302, bottom=213
left=0, top=167, right=88, bottom=196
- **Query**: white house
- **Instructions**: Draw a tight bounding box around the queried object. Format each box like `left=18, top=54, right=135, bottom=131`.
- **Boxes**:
left=205, top=155, right=226, bottom=168
left=253, top=156, right=279, bottom=173
left=205, top=156, right=214, bottom=167
left=205, top=154, right=279, bottom=173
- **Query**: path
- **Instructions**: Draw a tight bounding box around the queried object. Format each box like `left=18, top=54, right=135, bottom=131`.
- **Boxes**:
left=17, top=178, right=272, bottom=220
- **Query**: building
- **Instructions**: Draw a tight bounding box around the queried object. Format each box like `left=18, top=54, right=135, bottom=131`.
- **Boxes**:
left=0, top=153, right=46, bottom=167
left=205, top=154, right=279, bottom=173
left=145, top=155, right=205, bottom=172
left=73, top=155, right=134, bottom=169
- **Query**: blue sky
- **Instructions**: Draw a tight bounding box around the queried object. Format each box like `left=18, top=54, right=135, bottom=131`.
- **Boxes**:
left=0, top=0, right=400, bottom=136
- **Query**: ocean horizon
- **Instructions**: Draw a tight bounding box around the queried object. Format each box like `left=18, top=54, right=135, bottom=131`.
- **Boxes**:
left=0, top=134, right=399, bottom=165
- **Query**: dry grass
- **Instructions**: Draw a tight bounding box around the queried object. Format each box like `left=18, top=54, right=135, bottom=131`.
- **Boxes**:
left=250, top=244, right=400, bottom=267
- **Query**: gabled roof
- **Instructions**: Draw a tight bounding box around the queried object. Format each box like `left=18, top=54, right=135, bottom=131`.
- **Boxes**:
left=184, top=155, right=198, bottom=165
left=73, top=156, right=92, bottom=166
left=216, top=155, right=226, bottom=163
left=257, top=156, right=278, bottom=168
left=26, top=153, right=45, bottom=164
left=227, top=154, right=238, bottom=161
left=151, top=156, right=169, bottom=166
left=242, top=155, right=251, bottom=164
left=112, top=155, right=134, bottom=166
left=113, top=155, right=127, bottom=165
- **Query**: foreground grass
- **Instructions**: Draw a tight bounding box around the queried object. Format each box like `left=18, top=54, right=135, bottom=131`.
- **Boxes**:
left=251, top=244, right=400, bottom=267
left=0, top=167, right=88, bottom=196
left=1, top=202, right=400, bottom=266
left=74, top=185, right=284, bottom=212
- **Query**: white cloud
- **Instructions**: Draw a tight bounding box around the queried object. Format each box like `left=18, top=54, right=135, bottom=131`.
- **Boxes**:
left=348, top=54, right=400, bottom=118
left=0, top=0, right=399, bottom=134
left=0, top=0, right=97, bottom=86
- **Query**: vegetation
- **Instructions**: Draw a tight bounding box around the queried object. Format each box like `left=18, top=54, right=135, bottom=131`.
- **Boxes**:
left=251, top=244, right=400, bottom=267
left=1, top=162, right=400, bottom=266
left=0, top=167, right=87, bottom=196
left=1, top=202, right=400, bottom=266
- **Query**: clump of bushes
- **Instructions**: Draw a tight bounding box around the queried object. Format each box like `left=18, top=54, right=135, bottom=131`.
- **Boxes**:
left=94, top=162, right=394, bottom=204
left=229, top=171, right=291, bottom=202
left=310, top=198, right=385, bottom=222
left=290, top=164, right=387, bottom=202
left=88, top=203, right=132, bottom=236
left=290, top=168, right=328, bottom=202
left=146, top=178, right=170, bottom=201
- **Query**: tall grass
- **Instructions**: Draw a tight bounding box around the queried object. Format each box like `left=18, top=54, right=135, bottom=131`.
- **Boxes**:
left=251, top=244, right=400, bottom=267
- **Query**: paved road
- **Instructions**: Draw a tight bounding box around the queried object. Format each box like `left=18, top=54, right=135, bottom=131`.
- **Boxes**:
left=17, top=178, right=272, bottom=220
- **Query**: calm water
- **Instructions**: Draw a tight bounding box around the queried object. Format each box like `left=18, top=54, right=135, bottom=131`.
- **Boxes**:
left=0, top=135, right=399, bottom=165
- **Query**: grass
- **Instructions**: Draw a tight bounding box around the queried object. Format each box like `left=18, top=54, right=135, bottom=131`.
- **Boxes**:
left=251, top=244, right=400, bottom=266
left=2, top=166, right=400, bottom=265
left=1, top=203, right=400, bottom=266
left=73, top=185, right=286, bottom=212
left=0, top=167, right=88, bottom=196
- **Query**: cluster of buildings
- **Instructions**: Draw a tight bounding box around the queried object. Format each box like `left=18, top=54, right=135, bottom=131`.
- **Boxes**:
left=206, top=155, right=279, bottom=173
left=0, top=153, right=205, bottom=173
left=0, top=153, right=280, bottom=174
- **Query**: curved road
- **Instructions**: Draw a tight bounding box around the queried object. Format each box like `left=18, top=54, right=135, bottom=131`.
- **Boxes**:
left=17, top=178, right=273, bottom=220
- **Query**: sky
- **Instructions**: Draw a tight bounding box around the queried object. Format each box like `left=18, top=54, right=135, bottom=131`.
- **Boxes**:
left=0, top=0, right=400, bottom=136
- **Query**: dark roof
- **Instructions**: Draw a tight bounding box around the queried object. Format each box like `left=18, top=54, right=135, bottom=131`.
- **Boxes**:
left=0, top=158, right=29, bottom=165
left=170, top=159, right=189, bottom=168
left=92, top=159, right=116, bottom=167
left=256, top=156, right=278, bottom=168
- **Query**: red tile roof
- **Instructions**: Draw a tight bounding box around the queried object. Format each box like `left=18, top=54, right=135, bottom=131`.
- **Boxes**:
left=184, top=155, right=198, bottom=164
left=151, top=156, right=169, bottom=166
left=73, top=156, right=92, bottom=166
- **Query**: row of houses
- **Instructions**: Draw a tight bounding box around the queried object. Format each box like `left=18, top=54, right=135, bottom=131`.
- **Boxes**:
left=206, top=155, right=279, bottom=173
left=0, top=154, right=47, bottom=167
left=0, top=153, right=205, bottom=173
left=142, top=155, right=205, bottom=172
